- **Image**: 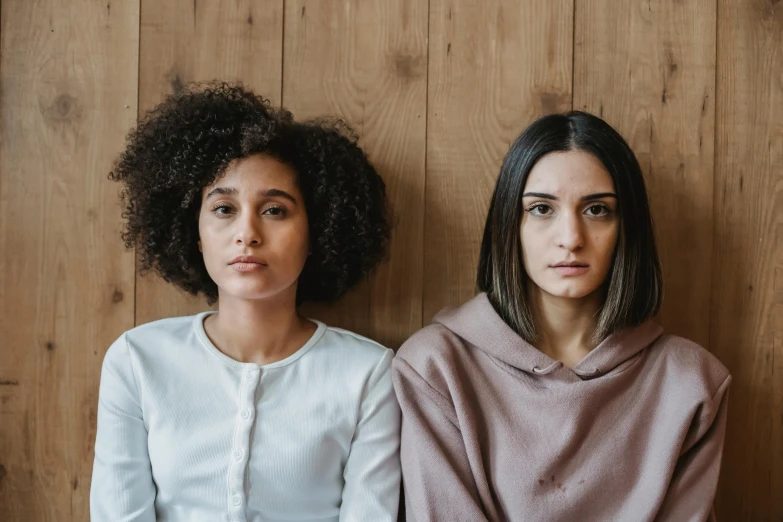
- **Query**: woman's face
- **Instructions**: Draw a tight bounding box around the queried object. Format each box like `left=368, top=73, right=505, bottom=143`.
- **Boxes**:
left=519, top=150, right=619, bottom=300
left=198, top=154, right=310, bottom=303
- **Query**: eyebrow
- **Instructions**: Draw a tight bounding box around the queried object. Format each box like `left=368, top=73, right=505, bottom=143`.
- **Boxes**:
left=205, top=186, right=298, bottom=204
left=522, top=192, right=617, bottom=201
left=205, top=187, right=238, bottom=199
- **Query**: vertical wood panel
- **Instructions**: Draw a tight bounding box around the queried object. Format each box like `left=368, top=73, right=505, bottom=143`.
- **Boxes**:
left=284, top=0, right=428, bottom=347
left=573, top=0, right=716, bottom=347
left=0, top=1, right=139, bottom=519
left=713, top=0, right=783, bottom=518
left=423, top=0, right=573, bottom=321
left=0, top=1, right=779, bottom=519
left=135, top=0, right=284, bottom=325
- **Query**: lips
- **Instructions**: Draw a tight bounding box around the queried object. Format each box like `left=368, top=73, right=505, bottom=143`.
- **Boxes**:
left=551, top=261, right=589, bottom=268
left=229, top=255, right=268, bottom=272
left=551, top=261, right=589, bottom=276
left=229, top=255, right=267, bottom=266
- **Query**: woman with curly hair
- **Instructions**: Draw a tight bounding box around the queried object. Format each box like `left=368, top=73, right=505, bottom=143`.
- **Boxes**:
left=90, top=82, right=400, bottom=522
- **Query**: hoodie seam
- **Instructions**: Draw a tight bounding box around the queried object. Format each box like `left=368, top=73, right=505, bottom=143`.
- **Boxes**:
left=590, top=350, right=646, bottom=381
left=487, top=356, right=544, bottom=386
left=395, top=357, right=460, bottom=428
left=710, top=373, right=731, bottom=400
left=698, top=373, right=731, bottom=422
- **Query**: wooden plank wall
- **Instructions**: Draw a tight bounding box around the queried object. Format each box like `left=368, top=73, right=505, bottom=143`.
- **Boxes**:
left=0, top=1, right=139, bottom=520
left=0, top=0, right=780, bottom=520
left=712, top=0, right=783, bottom=518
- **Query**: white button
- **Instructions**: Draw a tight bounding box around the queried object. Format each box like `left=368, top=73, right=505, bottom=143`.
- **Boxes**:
left=240, top=408, right=252, bottom=420
left=232, top=494, right=242, bottom=506
left=233, top=449, right=244, bottom=460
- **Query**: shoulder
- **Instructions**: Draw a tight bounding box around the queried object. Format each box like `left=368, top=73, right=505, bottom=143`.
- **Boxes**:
left=103, top=314, right=203, bottom=371
left=316, top=324, right=394, bottom=374
left=394, top=323, right=468, bottom=384
left=391, top=323, right=470, bottom=422
left=651, top=334, right=731, bottom=400
left=122, top=314, right=199, bottom=348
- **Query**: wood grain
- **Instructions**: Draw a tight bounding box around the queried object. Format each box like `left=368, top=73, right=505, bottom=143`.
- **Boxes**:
left=284, top=0, right=428, bottom=347
left=135, top=0, right=284, bottom=325
left=423, top=0, right=573, bottom=322
left=0, top=0, right=781, bottom=519
left=712, top=0, right=783, bottom=517
left=0, top=1, right=139, bottom=519
left=574, top=0, right=717, bottom=347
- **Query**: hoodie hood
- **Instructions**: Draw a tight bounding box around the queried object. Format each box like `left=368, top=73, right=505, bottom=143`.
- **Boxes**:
left=433, top=293, right=663, bottom=383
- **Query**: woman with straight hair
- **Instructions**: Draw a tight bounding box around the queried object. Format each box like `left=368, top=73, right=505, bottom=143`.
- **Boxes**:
left=394, top=111, right=730, bottom=521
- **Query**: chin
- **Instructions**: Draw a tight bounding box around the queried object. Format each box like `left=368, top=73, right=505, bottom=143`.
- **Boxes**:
left=218, top=277, right=299, bottom=303
left=215, top=282, right=278, bottom=301
left=542, top=281, right=600, bottom=300
left=548, top=290, right=591, bottom=299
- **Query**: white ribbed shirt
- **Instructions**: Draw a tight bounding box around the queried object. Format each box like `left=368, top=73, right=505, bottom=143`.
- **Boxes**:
left=90, top=312, right=401, bottom=522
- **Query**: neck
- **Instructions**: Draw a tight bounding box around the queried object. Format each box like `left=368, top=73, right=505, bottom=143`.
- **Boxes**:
left=530, top=284, right=604, bottom=368
left=204, top=287, right=316, bottom=366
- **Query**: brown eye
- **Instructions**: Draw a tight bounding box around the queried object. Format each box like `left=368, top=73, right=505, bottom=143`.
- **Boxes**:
left=586, top=204, right=608, bottom=217
left=213, top=204, right=234, bottom=216
left=262, top=206, right=285, bottom=216
left=529, top=204, right=552, bottom=216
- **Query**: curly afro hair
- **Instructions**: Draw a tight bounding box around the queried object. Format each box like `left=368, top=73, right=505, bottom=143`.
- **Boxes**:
left=110, top=81, right=391, bottom=305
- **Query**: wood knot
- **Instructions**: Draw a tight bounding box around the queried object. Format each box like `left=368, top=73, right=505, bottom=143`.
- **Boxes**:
left=538, top=92, right=568, bottom=114
left=165, top=68, right=185, bottom=94
left=665, top=48, right=677, bottom=74
left=395, top=54, right=426, bottom=79
left=41, top=93, right=82, bottom=124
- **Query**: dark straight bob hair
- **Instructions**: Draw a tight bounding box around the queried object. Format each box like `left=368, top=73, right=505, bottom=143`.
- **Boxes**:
left=477, top=111, right=662, bottom=343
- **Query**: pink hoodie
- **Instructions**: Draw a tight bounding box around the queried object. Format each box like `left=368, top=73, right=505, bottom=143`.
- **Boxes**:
left=393, top=293, right=730, bottom=522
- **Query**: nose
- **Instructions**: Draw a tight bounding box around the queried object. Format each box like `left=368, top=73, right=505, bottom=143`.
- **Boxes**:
left=234, top=213, right=262, bottom=246
left=557, top=212, right=585, bottom=251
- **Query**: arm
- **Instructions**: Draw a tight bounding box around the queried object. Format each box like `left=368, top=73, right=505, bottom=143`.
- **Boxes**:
left=339, top=350, right=401, bottom=522
left=392, top=357, right=490, bottom=522
left=90, top=334, right=157, bottom=522
left=656, top=375, right=731, bottom=522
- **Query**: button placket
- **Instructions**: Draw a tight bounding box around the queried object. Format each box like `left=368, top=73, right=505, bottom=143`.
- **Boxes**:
left=227, top=366, right=260, bottom=522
